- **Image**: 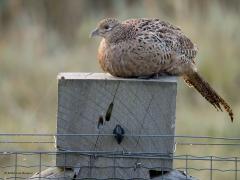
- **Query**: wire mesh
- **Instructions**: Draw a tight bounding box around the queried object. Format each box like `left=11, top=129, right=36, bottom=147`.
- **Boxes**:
left=0, top=133, right=239, bottom=179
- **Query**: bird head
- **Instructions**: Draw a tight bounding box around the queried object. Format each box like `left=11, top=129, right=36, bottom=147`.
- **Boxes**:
left=90, top=18, right=120, bottom=39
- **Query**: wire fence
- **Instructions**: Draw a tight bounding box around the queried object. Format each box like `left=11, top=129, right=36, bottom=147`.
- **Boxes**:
left=0, top=133, right=240, bottom=179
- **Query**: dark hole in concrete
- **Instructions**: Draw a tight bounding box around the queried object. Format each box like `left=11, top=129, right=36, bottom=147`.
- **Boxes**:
left=149, top=170, right=169, bottom=179
left=105, top=102, right=114, bottom=121
left=113, top=124, right=125, bottom=144
left=97, top=115, right=104, bottom=129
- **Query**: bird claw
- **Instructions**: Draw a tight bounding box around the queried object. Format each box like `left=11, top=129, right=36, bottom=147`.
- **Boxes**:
left=137, top=72, right=168, bottom=79
left=137, top=75, right=155, bottom=79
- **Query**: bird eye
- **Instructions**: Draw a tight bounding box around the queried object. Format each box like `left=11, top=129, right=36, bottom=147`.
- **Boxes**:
left=104, top=25, right=109, bottom=29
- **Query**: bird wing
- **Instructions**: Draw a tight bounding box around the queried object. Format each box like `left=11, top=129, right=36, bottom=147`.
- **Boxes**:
left=126, top=31, right=173, bottom=67
left=124, top=18, right=198, bottom=60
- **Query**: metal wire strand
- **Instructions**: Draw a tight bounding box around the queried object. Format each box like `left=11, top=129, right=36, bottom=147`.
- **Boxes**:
left=0, top=133, right=240, bottom=179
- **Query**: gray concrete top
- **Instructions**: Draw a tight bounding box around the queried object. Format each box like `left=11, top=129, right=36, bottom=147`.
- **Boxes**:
left=57, top=72, right=178, bottom=83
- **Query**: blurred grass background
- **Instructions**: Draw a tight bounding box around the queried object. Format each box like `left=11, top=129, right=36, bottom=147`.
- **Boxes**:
left=0, top=0, right=240, bottom=179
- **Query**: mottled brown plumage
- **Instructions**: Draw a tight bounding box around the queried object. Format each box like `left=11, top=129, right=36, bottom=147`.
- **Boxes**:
left=91, top=18, right=234, bottom=121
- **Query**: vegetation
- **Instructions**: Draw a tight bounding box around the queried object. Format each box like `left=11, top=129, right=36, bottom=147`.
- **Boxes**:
left=0, top=0, right=239, bottom=179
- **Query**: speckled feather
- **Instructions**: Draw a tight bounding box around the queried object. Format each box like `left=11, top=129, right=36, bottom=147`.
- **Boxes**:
left=97, top=18, right=198, bottom=77
left=93, top=18, right=233, bottom=121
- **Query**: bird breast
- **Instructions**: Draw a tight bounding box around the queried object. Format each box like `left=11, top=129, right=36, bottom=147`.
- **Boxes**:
left=97, top=38, right=170, bottom=77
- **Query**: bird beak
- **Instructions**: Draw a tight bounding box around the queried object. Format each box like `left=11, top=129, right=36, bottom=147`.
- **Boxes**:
left=90, top=28, right=99, bottom=38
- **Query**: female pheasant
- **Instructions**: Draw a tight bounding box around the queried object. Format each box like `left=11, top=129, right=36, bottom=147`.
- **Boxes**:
left=90, top=18, right=233, bottom=121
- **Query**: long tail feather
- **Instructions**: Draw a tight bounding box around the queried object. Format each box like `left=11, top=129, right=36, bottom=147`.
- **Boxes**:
left=183, top=72, right=234, bottom=122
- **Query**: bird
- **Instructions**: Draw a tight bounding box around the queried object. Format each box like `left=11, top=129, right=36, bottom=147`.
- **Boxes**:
left=90, top=18, right=234, bottom=121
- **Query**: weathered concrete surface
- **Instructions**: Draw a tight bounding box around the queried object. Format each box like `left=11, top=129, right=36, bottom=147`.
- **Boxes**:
left=28, top=168, right=198, bottom=180
left=56, top=72, right=177, bottom=179
left=28, top=167, right=75, bottom=180
left=152, top=170, right=199, bottom=180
